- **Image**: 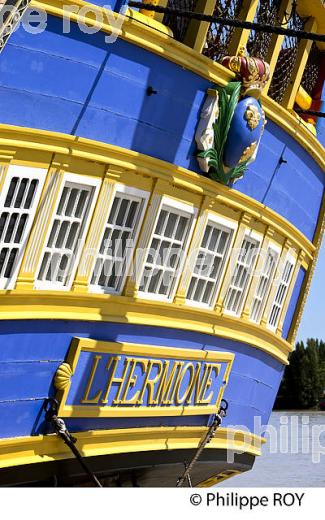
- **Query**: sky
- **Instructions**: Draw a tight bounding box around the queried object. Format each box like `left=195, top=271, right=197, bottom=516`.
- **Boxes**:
left=297, top=240, right=325, bottom=342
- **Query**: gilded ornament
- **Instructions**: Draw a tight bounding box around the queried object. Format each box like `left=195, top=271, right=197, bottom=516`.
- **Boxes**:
left=239, top=141, right=257, bottom=163
left=244, top=104, right=261, bottom=130
left=228, top=56, right=242, bottom=74
left=54, top=362, right=73, bottom=390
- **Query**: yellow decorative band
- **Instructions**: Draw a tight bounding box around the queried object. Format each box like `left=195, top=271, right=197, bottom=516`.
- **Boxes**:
left=0, top=125, right=317, bottom=364
left=0, top=291, right=291, bottom=363
left=0, top=124, right=315, bottom=261
left=0, top=427, right=265, bottom=471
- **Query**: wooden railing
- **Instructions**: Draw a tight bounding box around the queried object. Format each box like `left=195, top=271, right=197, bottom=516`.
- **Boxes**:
left=141, top=0, right=323, bottom=123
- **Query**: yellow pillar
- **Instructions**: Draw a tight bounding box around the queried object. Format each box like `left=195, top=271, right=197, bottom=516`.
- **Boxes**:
left=282, top=17, right=317, bottom=109
left=263, top=0, right=294, bottom=95
left=227, top=0, right=259, bottom=56
left=183, top=0, right=217, bottom=52
left=0, top=151, right=15, bottom=193
left=140, top=0, right=168, bottom=23
left=15, top=158, right=65, bottom=290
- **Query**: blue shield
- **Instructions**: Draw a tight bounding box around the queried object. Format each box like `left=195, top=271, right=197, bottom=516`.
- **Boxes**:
left=223, top=96, right=265, bottom=169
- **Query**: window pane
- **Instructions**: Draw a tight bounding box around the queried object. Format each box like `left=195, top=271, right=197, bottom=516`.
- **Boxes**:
left=186, top=220, right=232, bottom=307
left=267, top=258, right=295, bottom=329
left=90, top=190, right=144, bottom=293
left=139, top=204, right=192, bottom=299
left=224, top=236, right=259, bottom=315
left=37, top=182, right=94, bottom=287
left=0, top=172, right=43, bottom=285
left=250, top=248, right=278, bottom=323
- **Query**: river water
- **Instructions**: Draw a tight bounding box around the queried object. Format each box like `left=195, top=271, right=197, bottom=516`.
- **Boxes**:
left=219, top=411, right=325, bottom=487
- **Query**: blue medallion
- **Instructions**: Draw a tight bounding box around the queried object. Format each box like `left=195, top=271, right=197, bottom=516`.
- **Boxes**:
left=223, top=96, right=265, bottom=168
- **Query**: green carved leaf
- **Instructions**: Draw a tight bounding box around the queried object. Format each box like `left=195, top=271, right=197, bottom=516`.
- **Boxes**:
left=197, top=81, right=252, bottom=187
left=198, top=148, right=218, bottom=159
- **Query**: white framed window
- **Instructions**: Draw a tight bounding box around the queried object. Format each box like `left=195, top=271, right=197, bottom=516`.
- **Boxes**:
left=223, top=232, right=261, bottom=316
left=138, top=197, right=197, bottom=302
left=250, top=244, right=280, bottom=323
left=89, top=184, right=149, bottom=294
left=267, top=253, right=296, bottom=331
left=0, top=165, right=46, bottom=289
left=35, top=173, right=100, bottom=290
left=185, top=215, right=236, bottom=308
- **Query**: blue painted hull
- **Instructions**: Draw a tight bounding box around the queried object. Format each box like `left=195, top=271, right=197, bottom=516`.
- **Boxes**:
left=0, top=16, right=323, bottom=240
left=0, top=6, right=323, bottom=487
left=0, top=320, right=284, bottom=439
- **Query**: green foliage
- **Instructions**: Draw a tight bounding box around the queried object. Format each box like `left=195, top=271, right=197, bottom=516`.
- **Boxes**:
left=197, top=81, right=250, bottom=186
left=275, top=338, right=325, bottom=409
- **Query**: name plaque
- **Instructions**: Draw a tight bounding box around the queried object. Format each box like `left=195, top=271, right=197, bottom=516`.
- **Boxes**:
left=54, top=338, right=234, bottom=418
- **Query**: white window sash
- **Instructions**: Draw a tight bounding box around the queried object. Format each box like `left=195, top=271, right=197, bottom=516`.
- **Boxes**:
left=35, top=173, right=100, bottom=291
left=0, top=165, right=46, bottom=290
left=185, top=214, right=236, bottom=309
left=267, top=252, right=296, bottom=331
left=249, top=242, right=281, bottom=324
left=137, top=197, right=197, bottom=302
left=88, top=183, right=149, bottom=295
left=223, top=231, right=262, bottom=317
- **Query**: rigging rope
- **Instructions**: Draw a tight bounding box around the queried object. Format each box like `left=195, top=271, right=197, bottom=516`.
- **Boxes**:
left=176, top=399, right=229, bottom=487
left=296, top=110, right=325, bottom=118
left=128, top=2, right=325, bottom=42
left=43, top=398, right=103, bottom=488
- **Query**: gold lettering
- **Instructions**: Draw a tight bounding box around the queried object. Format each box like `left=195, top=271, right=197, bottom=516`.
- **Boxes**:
left=82, top=351, right=223, bottom=410
left=154, top=361, right=182, bottom=405
left=175, top=363, right=196, bottom=405
left=100, top=356, right=123, bottom=404
left=199, top=363, right=220, bottom=404
left=80, top=355, right=103, bottom=404
left=184, top=362, right=220, bottom=405
left=137, top=359, right=164, bottom=405
left=185, top=363, right=209, bottom=405
left=119, top=357, right=148, bottom=405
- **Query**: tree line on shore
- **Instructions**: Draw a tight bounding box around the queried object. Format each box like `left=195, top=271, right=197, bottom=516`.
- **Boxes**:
left=275, top=338, right=325, bottom=409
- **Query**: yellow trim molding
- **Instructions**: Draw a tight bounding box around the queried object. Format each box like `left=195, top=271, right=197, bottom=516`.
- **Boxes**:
left=0, top=291, right=292, bottom=363
left=0, top=125, right=316, bottom=261
left=29, top=0, right=325, bottom=170
left=0, top=427, right=264, bottom=470
left=288, top=195, right=325, bottom=344
left=0, top=125, right=320, bottom=364
left=198, top=469, right=242, bottom=487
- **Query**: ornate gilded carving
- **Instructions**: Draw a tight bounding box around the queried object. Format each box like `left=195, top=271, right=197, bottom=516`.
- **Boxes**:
left=245, top=105, right=261, bottom=130
left=227, top=55, right=242, bottom=74
left=239, top=141, right=258, bottom=163
left=196, top=47, right=269, bottom=186
left=54, top=362, right=73, bottom=390
left=222, top=50, right=270, bottom=98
